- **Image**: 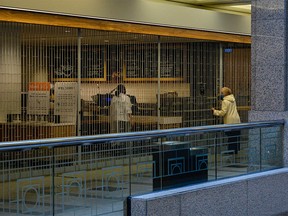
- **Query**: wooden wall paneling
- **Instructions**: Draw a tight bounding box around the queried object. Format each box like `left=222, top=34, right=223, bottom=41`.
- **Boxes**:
left=0, top=8, right=251, bottom=44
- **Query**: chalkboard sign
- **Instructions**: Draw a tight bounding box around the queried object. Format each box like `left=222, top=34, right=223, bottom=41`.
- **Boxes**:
left=107, top=45, right=124, bottom=76
left=49, top=46, right=106, bottom=80
left=160, top=44, right=182, bottom=78
left=125, top=45, right=158, bottom=78
left=82, top=46, right=105, bottom=79
left=124, top=43, right=183, bottom=80
left=49, top=46, right=78, bottom=78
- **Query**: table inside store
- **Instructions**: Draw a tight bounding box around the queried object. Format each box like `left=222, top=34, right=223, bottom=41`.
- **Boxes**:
left=81, top=115, right=182, bottom=135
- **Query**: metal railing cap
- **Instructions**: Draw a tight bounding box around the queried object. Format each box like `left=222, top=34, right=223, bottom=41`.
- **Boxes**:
left=0, top=119, right=284, bottom=151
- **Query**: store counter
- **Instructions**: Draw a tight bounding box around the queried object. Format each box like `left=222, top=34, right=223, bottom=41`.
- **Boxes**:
left=82, top=115, right=182, bottom=135
left=0, top=122, right=76, bottom=142
left=99, top=115, right=182, bottom=129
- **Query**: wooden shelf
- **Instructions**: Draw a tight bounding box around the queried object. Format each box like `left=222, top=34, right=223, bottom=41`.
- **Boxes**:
left=51, top=77, right=107, bottom=82
left=123, top=77, right=183, bottom=82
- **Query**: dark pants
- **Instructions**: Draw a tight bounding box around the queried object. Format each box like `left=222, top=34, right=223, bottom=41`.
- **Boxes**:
left=117, top=121, right=131, bottom=133
left=225, top=130, right=241, bottom=154
left=110, top=121, right=131, bottom=156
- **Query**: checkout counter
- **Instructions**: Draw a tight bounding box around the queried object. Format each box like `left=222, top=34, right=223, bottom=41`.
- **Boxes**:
left=0, top=121, right=76, bottom=142
left=81, top=96, right=183, bottom=135
left=81, top=92, right=184, bottom=134
left=81, top=114, right=182, bottom=135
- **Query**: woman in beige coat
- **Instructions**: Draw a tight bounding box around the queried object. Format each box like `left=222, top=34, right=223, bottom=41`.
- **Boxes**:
left=212, top=87, right=241, bottom=154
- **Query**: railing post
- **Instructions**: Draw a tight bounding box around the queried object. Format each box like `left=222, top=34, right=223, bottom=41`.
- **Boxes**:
left=129, top=141, right=132, bottom=196
left=215, top=132, right=218, bottom=180
left=160, top=138, right=163, bottom=190
left=52, top=147, right=55, bottom=216
left=260, top=128, right=262, bottom=171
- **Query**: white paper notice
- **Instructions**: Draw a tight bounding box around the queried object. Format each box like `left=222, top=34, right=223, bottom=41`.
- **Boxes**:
left=54, top=82, right=78, bottom=123
left=27, top=82, right=50, bottom=115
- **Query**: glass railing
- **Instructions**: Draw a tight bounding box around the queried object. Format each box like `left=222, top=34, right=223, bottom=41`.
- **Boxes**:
left=0, top=120, right=284, bottom=215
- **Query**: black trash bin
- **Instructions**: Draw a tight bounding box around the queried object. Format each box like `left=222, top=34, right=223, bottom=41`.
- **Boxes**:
left=153, top=142, right=208, bottom=190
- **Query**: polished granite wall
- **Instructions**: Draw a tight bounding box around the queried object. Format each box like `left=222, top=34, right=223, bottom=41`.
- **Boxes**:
left=249, top=0, right=288, bottom=166
left=251, top=0, right=286, bottom=111
left=127, top=168, right=288, bottom=216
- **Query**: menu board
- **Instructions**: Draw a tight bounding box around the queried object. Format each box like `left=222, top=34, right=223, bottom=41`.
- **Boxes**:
left=160, top=44, right=182, bottom=78
left=49, top=46, right=105, bottom=79
left=82, top=46, right=105, bottom=78
left=124, top=43, right=183, bottom=79
left=108, top=45, right=124, bottom=74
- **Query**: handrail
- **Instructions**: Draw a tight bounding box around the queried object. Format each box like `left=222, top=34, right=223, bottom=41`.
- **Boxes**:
left=0, top=120, right=284, bottom=151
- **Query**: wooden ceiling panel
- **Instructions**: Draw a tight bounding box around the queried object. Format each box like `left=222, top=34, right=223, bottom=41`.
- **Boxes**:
left=0, top=8, right=251, bottom=44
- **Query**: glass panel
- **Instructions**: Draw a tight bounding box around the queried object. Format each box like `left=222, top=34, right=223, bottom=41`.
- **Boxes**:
left=0, top=124, right=283, bottom=215
left=216, top=129, right=249, bottom=179
left=248, top=127, right=261, bottom=173
left=0, top=148, right=53, bottom=215
left=260, top=126, right=283, bottom=171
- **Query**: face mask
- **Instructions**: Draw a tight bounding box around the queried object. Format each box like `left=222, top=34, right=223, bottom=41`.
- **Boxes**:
left=219, top=94, right=224, bottom=100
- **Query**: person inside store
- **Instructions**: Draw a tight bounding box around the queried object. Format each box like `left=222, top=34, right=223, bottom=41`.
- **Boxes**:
left=49, top=87, right=55, bottom=115
left=110, top=84, right=132, bottom=133
left=211, top=87, right=241, bottom=154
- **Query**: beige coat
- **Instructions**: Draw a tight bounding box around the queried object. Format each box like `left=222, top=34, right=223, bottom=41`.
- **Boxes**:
left=213, top=94, right=241, bottom=124
left=110, top=93, right=132, bottom=122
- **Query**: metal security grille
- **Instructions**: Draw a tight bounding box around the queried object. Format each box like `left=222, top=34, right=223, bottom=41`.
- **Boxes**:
left=223, top=44, right=251, bottom=122
left=0, top=21, right=250, bottom=142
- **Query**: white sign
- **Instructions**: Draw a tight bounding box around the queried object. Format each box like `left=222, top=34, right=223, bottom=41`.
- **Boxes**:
left=54, top=82, right=78, bottom=123
left=27, top=82, right=50, bottom=115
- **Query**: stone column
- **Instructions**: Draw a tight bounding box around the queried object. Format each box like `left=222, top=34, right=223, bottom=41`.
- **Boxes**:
left=249, top=0, right=288, bottom=166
